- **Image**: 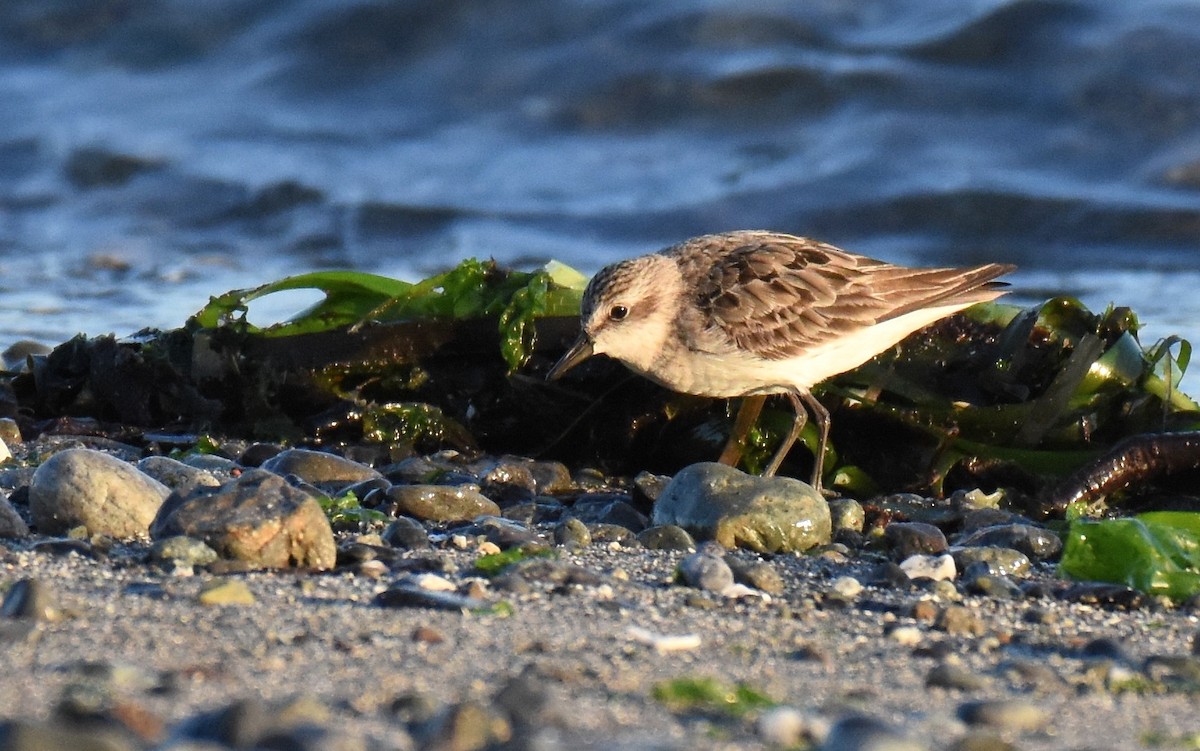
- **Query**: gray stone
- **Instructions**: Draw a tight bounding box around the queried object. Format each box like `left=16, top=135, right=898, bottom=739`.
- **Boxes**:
left=386, top=484, right=500, bottom=522
left=956, top=523, right=1062, bottom=561
left=150, top=469, right=336, bottom=570
left=828, top=498, right=865, bottom=534
left=381, top=517, right=432, bottom=550
left=652, top=463, right=831, bottom=553
left=375, top=584, right=488, bottom=611
left=926, top=662, right=989, bottom=690
left=957, top=699, right=1049, bottom=731
left=727, top=558, right=785, bottom=594
left=150, top=536, right=220, bottom=567
left=950, top=546, right=1031, bottom=578
left=637, top=524, right=695, bottom=551
left=554, top=517, right=591, bottom=547
left=965, top=573, right=1023, bottom=599
left=137, top=456, right=223, bottom=495
left=467, top=456, right=538, bottom=492
left=0, top=720, right=136, bottom=751
left=260, top=448, right=384, bottom=486
left=885, top=522, right=948, bottom=558
left=678, top=542, right=735, bottom=594
left=565, top=494, right=648, bottom=531
left=29, top=448, right=170, bottom=538
left=527, top=460, right=573, bottom=494
left=820, top=714, right=927, bottom=751
left=1, top=579, right=63, bottom=622
left=0, top=496, right=28, bottom=538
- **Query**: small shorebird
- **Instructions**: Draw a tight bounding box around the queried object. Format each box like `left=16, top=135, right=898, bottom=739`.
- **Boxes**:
left=547, top=230, right=1015, bottom=492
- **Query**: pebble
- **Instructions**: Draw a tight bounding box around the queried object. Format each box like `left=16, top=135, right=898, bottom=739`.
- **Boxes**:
left=936, top=606, right=986, bottom=636
left=950, top=546, right=1031, bottom=578
left=899, top=554, right=956, bottom=582
left=885, top=522, right=948, bottom=558
left=957, top=699, right=1049, bottom=732
left=198, top=579, right=256, bottom=606
left=150, top=536, right=220, bottom=568
left=136, top=456, right=224, bottom=495
left=965, top=573, right=1023, bottom=600
left=652, top=462, right=831, bottom=553
left=678, top=542, right=736, bottom=594
left=150, top=469, right=336, bottom=570
left=888, top=626, right=923, bottom=646
left=728, top=558, right=785, bottom=594
left=385, top=484, right=501, bottom=522
left=1, top=579, right=63, bottom=622
left=757, top=706, right=825, bottom=748
left=29, top=448, right=171, bottom=538
left=828, top=498, right=865, bottom=534
left=636, top=524, right=695, bottom=550
left=260, top=447, right=384, bottom=485
left=565, top=494, right=648, bottom=531
left=926, top=662, right=989, bottom=691
left=955, top=523, right=1062, bottom=561
left=415, top=700, right=511, bottom=751
left=381, top=516, right=432, bottom=550
left=375, top=583, right=489, bottom=612
left=0, top=719, right=139, bottom=751
left=820, top=714, right=928, bottom=751
left=0, top=496, right=29, bottom=538
left=553, top=517, right=591, bottom=547
left=829, top=576, right=864, bottom=599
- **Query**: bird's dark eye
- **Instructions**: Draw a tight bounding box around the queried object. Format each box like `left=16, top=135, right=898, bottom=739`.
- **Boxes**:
left=609, top=305, right=628, bottom=321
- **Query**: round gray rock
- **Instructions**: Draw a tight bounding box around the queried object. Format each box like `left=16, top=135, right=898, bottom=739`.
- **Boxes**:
left=0, top=496, right=29, bottom=538
left=137, top=456, right=223, bottom=495
left=652, top=463, right=830, bottom=553
left=386, top=484, right=500, bottom=522
left=29, top=448, right=170, bottom=538
left=260, top=448, right=384, bottom=486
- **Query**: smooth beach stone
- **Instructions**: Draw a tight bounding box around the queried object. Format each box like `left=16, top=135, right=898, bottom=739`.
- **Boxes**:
left=0, top=719, right=138, bottom=751
left=198, top=579, right=256, bottom=606
left=885, top=522, right=948, bottom=558
left=137, top=456, right=223, bottom=495
left=30, top=448, right=170, bottom=538
left=678, top=542, right=735, bottom=594
left=827, top=498, right=865, bottom=534
left=150, top=469, right=336, bottom=570
left=899, top=553, right=956, bottom=582
left=1, top=579, right=63, bottom=622
left=385, top=484, right=500, bottom=522
left=636, top=524, right=695, bottom=550
left=0, top=496, right=28, bottom=538
left=466, top=456, right=538, bottom=493
left=652, top=463, right=831, bottom=553
left=150, top=536, right=220, bottom=567
left=950, top=546, right=1031, bottom=578
left=565, top=494, right=648, bottom=531
left=260, top=448, right=384, bottom=486
left=381, top=517, right=432, bottom=550
left=820, top=714, right=928, bottom=751
left=554, top=517, right=592, bottom=547
left=957, top=699, right=1049, bottom=732
left=956, top=523, right=1062, bottom=561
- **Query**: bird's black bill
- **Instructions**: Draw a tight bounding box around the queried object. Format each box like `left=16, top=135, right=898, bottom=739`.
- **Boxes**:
left=547, top=335, right=594, bottom=380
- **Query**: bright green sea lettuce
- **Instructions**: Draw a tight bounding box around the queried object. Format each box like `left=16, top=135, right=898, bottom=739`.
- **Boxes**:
left=1060, top=512, right=1200, bottom=600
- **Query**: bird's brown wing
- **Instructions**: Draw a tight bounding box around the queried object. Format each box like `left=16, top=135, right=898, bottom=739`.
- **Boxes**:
left=679, top=232, right=1013, bottom=361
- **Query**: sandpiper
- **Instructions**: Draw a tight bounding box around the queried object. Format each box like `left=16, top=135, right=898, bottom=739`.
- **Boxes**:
left=547, top=230, right=1015, bottom=491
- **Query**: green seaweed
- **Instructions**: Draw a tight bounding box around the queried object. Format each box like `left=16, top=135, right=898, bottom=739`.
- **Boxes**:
left=190, top=260, right=585, bottom=371
left=1060, top=512, right=1200, bottom=600
left=473, top=547, right=556, bottom=576
left=651, top=677, right=775, bottom=718
left=318, top=491, right=387, bottom=527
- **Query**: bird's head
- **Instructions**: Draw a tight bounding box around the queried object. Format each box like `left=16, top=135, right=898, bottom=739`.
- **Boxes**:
left=547, top=254, right=681, bottom=379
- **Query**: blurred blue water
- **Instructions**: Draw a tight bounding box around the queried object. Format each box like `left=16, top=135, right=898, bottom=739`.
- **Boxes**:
left=1, top=0, right=1198, bottom=362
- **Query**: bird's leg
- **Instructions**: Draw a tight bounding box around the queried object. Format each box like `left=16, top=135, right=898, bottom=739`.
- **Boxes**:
left=718, top=396, right=766, bottom=467
left=799, top=390, right=831, bottom=493
left=762, top=391, right=808, bottom=479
